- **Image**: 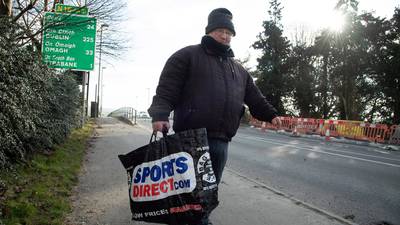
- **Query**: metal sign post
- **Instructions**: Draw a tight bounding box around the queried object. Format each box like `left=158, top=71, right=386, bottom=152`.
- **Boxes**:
left=81, top=71, right=87, bottom=127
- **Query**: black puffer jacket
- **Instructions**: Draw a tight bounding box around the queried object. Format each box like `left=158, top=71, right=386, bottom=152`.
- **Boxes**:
left=148, top=36, right=277, bottom=141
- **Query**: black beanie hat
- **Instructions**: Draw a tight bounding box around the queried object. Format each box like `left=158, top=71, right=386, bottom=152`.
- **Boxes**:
left=205, top=8, right=236, bottom=36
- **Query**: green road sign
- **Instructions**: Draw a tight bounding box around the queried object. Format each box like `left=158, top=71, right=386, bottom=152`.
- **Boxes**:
left=42, top=12, right=97, bottom=71
left=55, top=4, right=89, bottom=15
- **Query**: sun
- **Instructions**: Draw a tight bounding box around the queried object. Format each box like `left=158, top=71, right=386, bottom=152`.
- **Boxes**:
left=325, top=11, right=346, bottom=32
left=292, top=5, right=348, bottom=33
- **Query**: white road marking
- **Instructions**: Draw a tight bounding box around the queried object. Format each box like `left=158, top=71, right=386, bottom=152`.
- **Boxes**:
left=238, top=134, right=400, bottom=162
left=237, top=135, right=400, bottom=168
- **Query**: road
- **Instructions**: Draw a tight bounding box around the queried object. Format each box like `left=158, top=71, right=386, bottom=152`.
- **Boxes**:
left=231, top=126, right=400, bottom=225
left=138, top=119, right=400, bottom=225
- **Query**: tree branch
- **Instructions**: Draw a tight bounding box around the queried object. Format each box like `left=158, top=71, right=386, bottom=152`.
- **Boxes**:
left=12, top=0, right=39, bottom=22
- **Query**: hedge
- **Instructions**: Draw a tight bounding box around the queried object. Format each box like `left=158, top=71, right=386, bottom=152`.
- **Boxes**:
left=0, top=18, right=81, bottom=169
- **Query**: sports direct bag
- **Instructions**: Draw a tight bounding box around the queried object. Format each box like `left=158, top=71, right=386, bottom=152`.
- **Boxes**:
left=118, top=128, right=218, bottom=225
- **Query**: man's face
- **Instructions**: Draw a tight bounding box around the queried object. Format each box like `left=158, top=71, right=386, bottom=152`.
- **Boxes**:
left=208, top=28, right=233, bottom=46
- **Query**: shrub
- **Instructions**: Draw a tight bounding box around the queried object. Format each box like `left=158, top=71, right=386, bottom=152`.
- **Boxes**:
left=0, top=18, right=81, bottom=169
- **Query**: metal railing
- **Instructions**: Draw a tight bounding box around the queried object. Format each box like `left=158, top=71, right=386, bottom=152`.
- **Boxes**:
left=108, top=107, right=137, bottom=124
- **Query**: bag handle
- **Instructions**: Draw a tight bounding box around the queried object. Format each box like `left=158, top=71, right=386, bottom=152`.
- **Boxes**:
left=149, top=132, right=157, bottom=143
left=148, top=128, right=169, bottom=156
left=149, top=127, right=169, bottom=143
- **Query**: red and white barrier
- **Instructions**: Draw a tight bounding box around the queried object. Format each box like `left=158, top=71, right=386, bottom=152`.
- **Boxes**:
left=249, top=116, right=398, bottom=145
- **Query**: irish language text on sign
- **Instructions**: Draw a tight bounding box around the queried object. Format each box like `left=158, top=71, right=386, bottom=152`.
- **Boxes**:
left=42, top=12, right=97, bottom=71
left=55, top=4, right=89, bottom=15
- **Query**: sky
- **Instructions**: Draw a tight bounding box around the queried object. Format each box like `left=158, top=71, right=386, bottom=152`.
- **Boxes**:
left=91, top=0, right=399, bottom=115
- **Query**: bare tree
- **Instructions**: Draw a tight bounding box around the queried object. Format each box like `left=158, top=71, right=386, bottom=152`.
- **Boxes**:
left=9, top=0, right=129, bottom=58
left=289, top=26, right=315, bottom=47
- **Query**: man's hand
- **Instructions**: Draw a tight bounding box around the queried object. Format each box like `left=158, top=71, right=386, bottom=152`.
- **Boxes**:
left=152, top=121, right=170, bottom=133
left=271, top=117, right=282, bottom=130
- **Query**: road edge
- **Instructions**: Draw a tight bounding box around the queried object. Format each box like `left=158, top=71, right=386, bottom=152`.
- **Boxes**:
left=226, top=167, right=359, bottom=225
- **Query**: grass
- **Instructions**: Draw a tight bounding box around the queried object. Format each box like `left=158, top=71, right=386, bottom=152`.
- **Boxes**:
left=0, top=121, right=94, bottom=225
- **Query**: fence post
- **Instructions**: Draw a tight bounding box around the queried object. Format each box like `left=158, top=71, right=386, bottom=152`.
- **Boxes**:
left=134, top=109, right=137, bottom=125
left=389, top=125, right=400, bottom=145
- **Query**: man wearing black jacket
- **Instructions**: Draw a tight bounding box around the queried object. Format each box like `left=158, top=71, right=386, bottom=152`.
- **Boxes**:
left=148, top=8, right=281, bottom=225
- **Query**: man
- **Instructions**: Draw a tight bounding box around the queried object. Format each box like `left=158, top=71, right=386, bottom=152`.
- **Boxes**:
left=148, top=8, right=281, bottom=225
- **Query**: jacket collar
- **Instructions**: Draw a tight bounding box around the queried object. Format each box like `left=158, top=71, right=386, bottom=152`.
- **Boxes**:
left=201, top=35, right=235, bottom=59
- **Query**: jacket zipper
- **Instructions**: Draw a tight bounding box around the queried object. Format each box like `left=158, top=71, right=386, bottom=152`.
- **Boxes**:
left=218, top=56, right=229, bottom=132
left=228, top=60, right=235, bottom=80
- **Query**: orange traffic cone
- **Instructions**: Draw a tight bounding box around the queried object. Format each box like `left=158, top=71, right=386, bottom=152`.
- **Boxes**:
left=325, top=129, right=331, bottom=141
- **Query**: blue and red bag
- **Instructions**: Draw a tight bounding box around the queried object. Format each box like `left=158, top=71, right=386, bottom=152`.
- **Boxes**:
left=118, top=128, right=218, bottom=225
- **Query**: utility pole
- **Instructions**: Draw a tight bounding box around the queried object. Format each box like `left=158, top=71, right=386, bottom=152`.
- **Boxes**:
left=96, top=23, right=108, bottom=117
left=95, top=83, right=98, bottom=117
left=100, top=66, right=106, bottom=117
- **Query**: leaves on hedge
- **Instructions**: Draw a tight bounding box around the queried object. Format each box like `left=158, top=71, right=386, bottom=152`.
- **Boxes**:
left=0, top=18, right=81, bottom=169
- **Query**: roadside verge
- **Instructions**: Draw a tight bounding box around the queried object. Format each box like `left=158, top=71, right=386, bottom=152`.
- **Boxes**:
left=0, top=121, right=94, bottom=225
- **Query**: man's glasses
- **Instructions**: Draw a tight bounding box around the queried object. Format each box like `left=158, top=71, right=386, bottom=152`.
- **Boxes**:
left=214, top=29, right=233, bottom=37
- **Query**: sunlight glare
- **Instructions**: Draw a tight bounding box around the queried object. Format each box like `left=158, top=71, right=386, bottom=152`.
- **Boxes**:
left=326, top=11, right=346, bottom=32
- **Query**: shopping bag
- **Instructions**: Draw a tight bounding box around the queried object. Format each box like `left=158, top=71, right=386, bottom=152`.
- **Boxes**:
left=118, top=128, right=219, bottom=224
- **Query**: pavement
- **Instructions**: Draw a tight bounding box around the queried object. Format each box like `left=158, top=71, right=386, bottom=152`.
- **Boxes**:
left=66, top=117, right=354, bottom=225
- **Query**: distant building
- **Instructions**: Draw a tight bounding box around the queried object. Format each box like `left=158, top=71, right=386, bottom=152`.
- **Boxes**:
left=138, top=111, right=150, bottom=118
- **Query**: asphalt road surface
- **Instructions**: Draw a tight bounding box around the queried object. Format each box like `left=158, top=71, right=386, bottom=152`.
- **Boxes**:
left=228, top=126, right=400, bottom=225
left=138, top=119, right=400, bottom=225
